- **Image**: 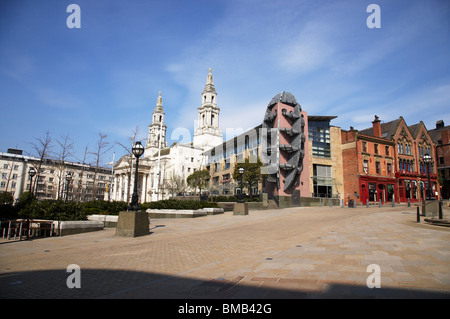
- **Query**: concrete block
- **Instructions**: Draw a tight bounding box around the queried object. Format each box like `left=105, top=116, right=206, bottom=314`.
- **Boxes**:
left=116, top=211, right=150, bottom=237
left=233, top=202, right=249, bottom=215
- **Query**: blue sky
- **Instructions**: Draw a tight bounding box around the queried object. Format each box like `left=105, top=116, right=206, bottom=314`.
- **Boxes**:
left=1, top=0, right=449, bottom=166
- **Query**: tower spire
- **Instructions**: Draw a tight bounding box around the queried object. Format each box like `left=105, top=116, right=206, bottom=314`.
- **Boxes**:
left=203, top=67, right=216, bottom=95
left=193, top=68, right=223, bottom=151
left=146, top=91, right=167, bottom=156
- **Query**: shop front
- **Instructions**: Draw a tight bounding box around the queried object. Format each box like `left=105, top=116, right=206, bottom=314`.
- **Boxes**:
left=397, top=174, right=439, bottom=203
left=359, top=176, right=397, bottom=204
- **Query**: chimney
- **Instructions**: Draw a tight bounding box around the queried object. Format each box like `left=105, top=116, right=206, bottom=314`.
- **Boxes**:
left=372, top=115, right=381, bottom=137
left=436, top=120, right=444, bottom=129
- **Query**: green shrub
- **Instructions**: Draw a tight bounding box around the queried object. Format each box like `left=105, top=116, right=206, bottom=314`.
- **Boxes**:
left=141, top=199, right=217, bottom=210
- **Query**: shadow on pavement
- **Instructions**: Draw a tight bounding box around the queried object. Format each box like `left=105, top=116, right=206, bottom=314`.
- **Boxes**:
left=1, top=268, right=449, bottom=299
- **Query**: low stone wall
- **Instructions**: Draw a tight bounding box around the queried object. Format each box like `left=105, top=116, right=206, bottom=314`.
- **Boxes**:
left=299, top=197, right=341, bottom=207
left=87, top=214, right=119, bottom=227
left=53, top=220, right=104, bottom=236
left=217, top=202, right=235, bottom=211
left=146, top=207, right=224, bottom=218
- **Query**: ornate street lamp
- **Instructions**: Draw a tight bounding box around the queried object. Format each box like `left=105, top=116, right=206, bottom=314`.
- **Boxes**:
left=128, top=141, right=145, bottom=211
left=423, top=154, right=434, bottom=200
left=65, top=171, right=72, bottom=203
left=27, top=167, right=36, bottom=240
left=238, top=167, right=245, bottom=203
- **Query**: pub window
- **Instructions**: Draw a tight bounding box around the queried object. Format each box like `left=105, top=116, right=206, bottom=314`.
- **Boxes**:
left=385, top=146, right=389, bottom=156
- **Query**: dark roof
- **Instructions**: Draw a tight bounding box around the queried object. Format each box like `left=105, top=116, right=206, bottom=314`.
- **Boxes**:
left=359, top=118, right=401, bottom=139
left=407, top=123, right=425, bottom=139
left=308, top=115, right=337, bottom=122
left=428, top=123, right=450, bottom=143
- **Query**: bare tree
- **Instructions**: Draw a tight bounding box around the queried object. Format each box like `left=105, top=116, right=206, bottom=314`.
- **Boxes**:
left=54, top=134, right=75, bottom=200
left=89, top=132, right=112, bottom=200
left=165, top=170, right=187, bottom=196
left=28, top=130, right=52, bottom=196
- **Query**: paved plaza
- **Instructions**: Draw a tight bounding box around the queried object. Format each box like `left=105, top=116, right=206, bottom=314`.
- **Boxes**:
left=0, top=205, right=449, bottom=299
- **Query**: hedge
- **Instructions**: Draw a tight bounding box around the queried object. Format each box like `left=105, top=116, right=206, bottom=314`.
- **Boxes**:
left=0, top=199, right=219, bottom=221
left=140, top=199, right=218, bottom=210
left=0, top=199, right=129, bottom=221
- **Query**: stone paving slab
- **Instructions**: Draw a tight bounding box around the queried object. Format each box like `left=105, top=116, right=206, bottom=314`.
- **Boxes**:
left=0, top=205, right=449, bottom=299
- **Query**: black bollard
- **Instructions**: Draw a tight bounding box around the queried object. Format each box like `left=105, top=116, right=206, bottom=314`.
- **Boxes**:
left=439, top=201, right=443, bottom=220
left=417, top=206, right=420, bottom=223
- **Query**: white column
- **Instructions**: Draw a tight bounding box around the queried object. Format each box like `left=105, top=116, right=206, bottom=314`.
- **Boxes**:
left=118, top=174, right=123, bottom=201
left=141, top=173, right=147, bottom=203
left=124, top=174, right=129, bottom=202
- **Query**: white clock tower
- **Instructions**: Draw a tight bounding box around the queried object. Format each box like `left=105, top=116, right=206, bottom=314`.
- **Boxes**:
left=193, top=68, right=223, bottom=151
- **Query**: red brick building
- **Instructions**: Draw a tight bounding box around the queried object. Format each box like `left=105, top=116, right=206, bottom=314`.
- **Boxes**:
left=343, top=116, right=439, bottom=205
left=342, top=116, right=439, bottom=204
left=429, top=120, right=450, bottom=199
left=341, top=116, right=396, bottom=205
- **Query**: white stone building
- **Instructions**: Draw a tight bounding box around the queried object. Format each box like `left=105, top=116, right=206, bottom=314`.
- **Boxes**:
left=0, top=148, right=112, bottom=203
left=111, top=68, right=224, bottom=203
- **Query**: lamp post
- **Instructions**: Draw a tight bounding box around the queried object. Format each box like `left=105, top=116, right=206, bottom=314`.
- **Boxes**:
left=128, top=141, right=145, bottom=211
left=65, top=171, right=72, bottom=203
left=423, top=154, right=434, bottom=200
left=27, top=167, right=36, bottom=240
left=238, top=167, right=245, bottom=203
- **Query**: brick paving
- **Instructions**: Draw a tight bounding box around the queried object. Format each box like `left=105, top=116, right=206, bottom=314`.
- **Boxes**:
left=0, top=205, right=449, bottom=299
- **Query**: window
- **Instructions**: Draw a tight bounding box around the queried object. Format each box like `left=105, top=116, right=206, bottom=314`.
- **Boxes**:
left=374, top=144, right=379, bottom=154
left=387, top=163, right=392, bottom=175
left=362, top=142, right=367, bottom=152
left=309, top=120, right=331, bottom=158
left=0, top=182, right=5, bottom=188
left=363, top=160, right=369, bottom=174
left=375, top=162, right=381, bottom=174
left=3, top=164, right=7, bottom=169
left=2, top=173, right=6, bottom=179
left=312, top=164, right=332, bottom=198
left=385, top=146, right=389, bottom=156
left=13, top=165, right=18, bottom=170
